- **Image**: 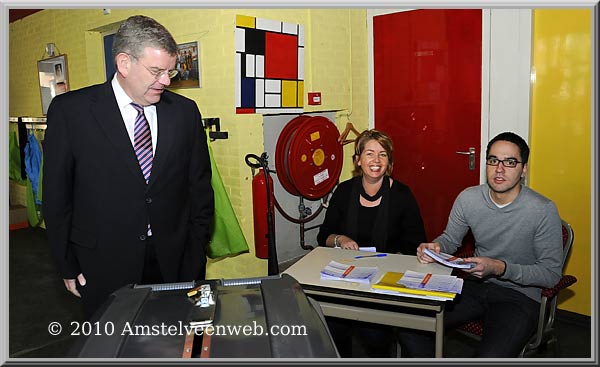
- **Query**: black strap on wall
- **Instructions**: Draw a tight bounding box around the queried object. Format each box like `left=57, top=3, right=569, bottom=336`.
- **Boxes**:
left=17, top=117, right=27, bottom=180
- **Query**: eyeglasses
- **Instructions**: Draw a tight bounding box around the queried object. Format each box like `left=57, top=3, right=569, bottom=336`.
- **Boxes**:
left=486, top=157, right=522, bottom=168
left=141, top=64, right=178, bottom=80
left=128, top=54, right=178, bottom=80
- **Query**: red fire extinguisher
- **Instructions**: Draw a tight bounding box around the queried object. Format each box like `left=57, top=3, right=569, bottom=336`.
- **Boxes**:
left=252, top=168, right=274, bottom=259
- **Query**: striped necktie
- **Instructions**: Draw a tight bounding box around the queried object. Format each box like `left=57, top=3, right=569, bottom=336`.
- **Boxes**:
left=131, top=102, right=153, bottom=184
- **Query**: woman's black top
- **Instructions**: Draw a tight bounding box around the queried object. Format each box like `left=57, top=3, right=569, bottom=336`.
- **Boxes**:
left=316, top=176, right=426, bottom=255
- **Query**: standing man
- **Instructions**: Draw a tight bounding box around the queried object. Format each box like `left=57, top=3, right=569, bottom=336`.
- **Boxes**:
left=408, top=132, right=563, bottom=357
left=42, top=15, right=214, bottom=318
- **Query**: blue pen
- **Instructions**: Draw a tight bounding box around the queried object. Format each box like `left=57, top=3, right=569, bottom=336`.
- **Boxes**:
left=354, top=253, right=387, bottom=259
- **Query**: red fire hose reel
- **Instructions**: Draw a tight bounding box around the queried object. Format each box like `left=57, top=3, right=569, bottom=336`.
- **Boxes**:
left=247, top=115, right=343, bottom=269
left=275, top=115, right=343, bottom=200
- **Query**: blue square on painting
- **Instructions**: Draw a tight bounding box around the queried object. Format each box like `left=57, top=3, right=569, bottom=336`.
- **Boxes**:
left=241, top=77, right=256, bottom=108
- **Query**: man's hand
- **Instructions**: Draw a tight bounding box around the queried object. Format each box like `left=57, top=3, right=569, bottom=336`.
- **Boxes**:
left=63, top=273, right=86, bottom=297
left=416, top=242, right=441, bottom=264
left=462, top=257, right=506, bottom=278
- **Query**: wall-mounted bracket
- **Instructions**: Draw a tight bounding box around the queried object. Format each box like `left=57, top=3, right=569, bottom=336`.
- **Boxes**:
left=202, top=117, right=228, bottom=141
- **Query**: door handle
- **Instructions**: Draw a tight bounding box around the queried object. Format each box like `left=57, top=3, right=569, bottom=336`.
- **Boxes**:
left=455, top=147, right=476, bottom=170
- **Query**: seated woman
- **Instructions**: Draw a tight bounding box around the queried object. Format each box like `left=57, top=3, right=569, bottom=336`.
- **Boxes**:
left=317, top=129, right=426, bottom=357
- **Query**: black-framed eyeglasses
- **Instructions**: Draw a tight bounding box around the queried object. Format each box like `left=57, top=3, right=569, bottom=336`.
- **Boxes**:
left=486, top=157, right=522, bottom=168
left=128, top=54, right=178, bottom=80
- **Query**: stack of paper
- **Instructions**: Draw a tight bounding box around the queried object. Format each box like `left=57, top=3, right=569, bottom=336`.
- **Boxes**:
left=424, top=249, right=475, bottom=269
left=370, top=288, right=453, bottom=302
left=398, top=270, right=463, bottom=294
left=372, top=271, right=462, bottom=300
left=320, top=260, right=378, bottom=284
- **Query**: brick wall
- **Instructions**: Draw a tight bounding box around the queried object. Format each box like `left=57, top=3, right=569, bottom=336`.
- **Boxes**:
left=9, top=8, right=369, bottom=278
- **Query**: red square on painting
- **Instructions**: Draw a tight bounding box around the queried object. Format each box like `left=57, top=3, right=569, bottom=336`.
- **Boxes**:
left=265, top=33, right=297, bottom=79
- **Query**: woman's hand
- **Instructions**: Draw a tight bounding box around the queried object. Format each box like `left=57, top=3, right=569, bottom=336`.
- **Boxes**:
left=337, top=235, right=359, bottom=250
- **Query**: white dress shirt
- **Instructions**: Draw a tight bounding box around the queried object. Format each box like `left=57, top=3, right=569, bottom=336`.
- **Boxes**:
left=111, top=74, right=158, bottom=156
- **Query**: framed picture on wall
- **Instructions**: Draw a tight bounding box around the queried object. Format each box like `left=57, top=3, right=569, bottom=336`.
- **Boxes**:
left=169, top=41, right=201, bottom=89
left=37, top=54, right=69, bottom=115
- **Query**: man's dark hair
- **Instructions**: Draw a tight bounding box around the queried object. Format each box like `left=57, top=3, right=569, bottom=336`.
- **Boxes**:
left=486, top=132, right=530, bottom=164
left=112, top=15, right=178, bottom=62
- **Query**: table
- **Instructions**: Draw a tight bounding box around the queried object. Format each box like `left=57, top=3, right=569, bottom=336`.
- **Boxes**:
left=283, top=246, right=453, bottom=357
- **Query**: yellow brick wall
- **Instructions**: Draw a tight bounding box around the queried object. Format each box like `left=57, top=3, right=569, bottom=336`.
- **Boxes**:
left=343, top=10, right=370, bottom=179
left=9, top=8, right=368, bottom=279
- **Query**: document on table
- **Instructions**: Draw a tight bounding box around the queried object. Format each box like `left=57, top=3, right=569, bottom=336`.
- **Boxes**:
left=320, top=260, right=378, bottom=284
left=359, top=247, right=376, bottom=252
left=371, top=272, right=457, bottom=300
left=371, top=287, right=453, bottom=302
left=398, top=270, right=463, bottom=294
left=334, top=246, right=377, bottom=252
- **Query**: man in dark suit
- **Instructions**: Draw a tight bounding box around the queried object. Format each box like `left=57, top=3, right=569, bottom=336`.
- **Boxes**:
left=42, top=15, right=214, bottom=319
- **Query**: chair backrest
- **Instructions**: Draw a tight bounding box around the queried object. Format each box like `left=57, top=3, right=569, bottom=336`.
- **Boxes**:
left=560, top=219, right=574, bottom=267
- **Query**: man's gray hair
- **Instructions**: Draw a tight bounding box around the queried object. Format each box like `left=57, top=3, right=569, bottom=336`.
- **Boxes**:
left=112, top=15, right=178, bottom=62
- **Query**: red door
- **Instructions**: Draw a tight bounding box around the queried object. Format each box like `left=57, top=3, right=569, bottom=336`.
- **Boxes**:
left=374, top=9, right=482, bottom=242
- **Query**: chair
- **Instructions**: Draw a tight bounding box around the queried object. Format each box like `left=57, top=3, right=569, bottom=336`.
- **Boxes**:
left=455, top=219, right=577, bottom=357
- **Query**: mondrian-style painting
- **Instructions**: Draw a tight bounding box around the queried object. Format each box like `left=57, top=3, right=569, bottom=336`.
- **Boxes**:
left=235, top=15, right=304, bottom=114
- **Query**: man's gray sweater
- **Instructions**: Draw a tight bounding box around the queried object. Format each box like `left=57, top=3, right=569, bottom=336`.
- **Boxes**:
left=434, top=184, right=563, bottom=302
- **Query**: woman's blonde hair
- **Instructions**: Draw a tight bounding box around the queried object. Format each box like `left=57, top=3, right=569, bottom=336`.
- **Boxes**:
left=352, top=129, right=394, bottom=177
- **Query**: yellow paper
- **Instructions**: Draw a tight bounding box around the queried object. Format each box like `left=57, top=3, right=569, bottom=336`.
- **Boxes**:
left=372, top=272, right=456, bottom=299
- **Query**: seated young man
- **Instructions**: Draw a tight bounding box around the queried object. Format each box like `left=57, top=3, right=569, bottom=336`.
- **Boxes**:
left=403, top=132, right=563, bottom=357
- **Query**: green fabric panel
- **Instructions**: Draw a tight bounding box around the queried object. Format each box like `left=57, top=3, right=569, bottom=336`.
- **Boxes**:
left=9, top=131, right=26, bottom=184
left=25, top=178, right=43, bottom=227
left=206, top=137, right=249, bottom=259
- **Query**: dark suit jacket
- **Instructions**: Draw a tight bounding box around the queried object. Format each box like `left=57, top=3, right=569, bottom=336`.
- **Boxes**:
left=42, top=81, right=214, bottom=312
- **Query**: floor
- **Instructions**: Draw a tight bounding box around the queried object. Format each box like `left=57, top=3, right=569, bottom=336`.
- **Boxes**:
left=8, top=227, right=593, bottom=360
left=442, top=314, right=592, bottom=359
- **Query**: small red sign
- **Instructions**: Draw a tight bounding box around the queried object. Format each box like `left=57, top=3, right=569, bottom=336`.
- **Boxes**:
left=308, top=92, right=321, bottom=105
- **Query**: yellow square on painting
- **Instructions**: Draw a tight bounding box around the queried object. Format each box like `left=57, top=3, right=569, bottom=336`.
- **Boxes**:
left=281, top=80, right=297, bottom=107
left=236, top=15, right=255, bottom=28
left=297, top=81, right=304, bottom=107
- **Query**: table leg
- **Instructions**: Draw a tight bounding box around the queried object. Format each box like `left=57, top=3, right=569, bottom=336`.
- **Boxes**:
left=435, top=310, right=444, bottom=357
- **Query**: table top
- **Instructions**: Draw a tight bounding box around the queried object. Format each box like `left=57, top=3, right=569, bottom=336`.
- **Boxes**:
left=284, top=247, right=452, bottom=357
left=283, top=246, right=453, bottom=297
